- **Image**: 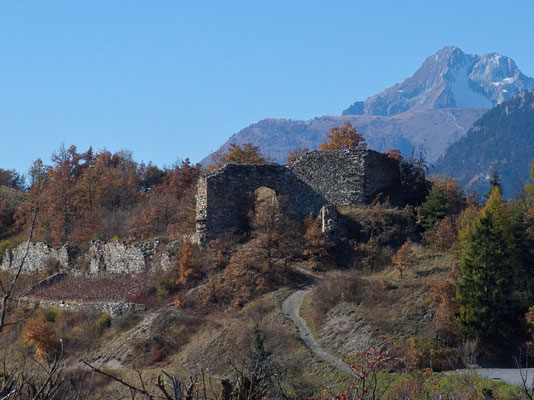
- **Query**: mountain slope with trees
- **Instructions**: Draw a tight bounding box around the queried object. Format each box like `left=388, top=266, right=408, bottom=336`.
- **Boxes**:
left=434, top=90, right=534, bottom=197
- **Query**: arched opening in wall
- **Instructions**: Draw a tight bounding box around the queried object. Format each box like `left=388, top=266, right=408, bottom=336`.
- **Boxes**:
left=254, top=186, right=277, bottom=206
left=251, top=186, right=280, bottom=227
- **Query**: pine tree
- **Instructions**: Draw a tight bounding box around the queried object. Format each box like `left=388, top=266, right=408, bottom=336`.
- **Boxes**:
left=456, top=187, right=516, bottom=340
left=485, top=170, right=502, bottom=199
left=420, top=186, right=450, bottom=230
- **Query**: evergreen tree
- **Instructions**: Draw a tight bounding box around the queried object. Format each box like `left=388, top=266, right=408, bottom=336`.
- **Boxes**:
left=485, top=170, right=502, bottom=199
left=456, top=187, right=516, bottom=340
left=524, top=159, right=534, bottom=204
left=420, top=186, right=450, bottom=229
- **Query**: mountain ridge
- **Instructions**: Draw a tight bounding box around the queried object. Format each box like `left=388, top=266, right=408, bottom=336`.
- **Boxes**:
left=204, top=46, right=532, bottom=167
left=342, top=46, right=534, bottom=116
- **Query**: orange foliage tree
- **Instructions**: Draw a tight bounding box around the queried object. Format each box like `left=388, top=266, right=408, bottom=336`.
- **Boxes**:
left=210, top=143, right=268, bottom=169
left=128, top=160, right=200, bottom=241
left=391, top=239, right=417, bottom=279
left=319, top=122, right=367, bottom=151
left=302, top=214, right=332, bottom=267
left=22, top=317, right=60, bottom=362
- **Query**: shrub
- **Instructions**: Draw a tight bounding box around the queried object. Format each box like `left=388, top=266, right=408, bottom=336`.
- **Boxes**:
left=423, top=216, right=458, bottom=251
left=93, top=313, right=112, bottom=335
left=43, top=307, right=61, bottom=323
left=0, top=239, right=9, bottom=262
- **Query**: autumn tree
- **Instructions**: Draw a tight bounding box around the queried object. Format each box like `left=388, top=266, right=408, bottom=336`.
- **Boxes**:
left=248, top=195, right=297, bottom=273
left=302, top=214, right=332, bottom=267
left=428, top=264, right=461, bottom=343
left=221, top=194, right=298, bottom=307
left=319, top=122, right=367, bottom=151
left=128, top=160, right=200, bottom=240
left=210, top=143, right=269, bottom=169
left=423, top=216, right=458, bottom=251
left=40, top=145, right=91, bottom=244
left=22, top=317, right=60, bottom=362
left=386, top=148, right=403, bottom=161
left=176, top=238, right=199, bottom=286
left=391, top=239, right=417, bottom=279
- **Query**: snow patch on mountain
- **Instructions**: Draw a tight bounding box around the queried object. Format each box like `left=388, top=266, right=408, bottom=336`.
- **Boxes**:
left=448, top=62, right=493, bottom=108
left=342, top=46, right=534, bottom=116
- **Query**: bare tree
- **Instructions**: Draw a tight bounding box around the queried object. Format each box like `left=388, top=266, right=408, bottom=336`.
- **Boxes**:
left=0, top=198, right=39, bottom=334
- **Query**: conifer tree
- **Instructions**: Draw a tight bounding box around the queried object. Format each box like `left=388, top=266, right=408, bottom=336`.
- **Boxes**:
left=420, top=186, right=450, bottom=229
left=485, top=170, right=502, bottom=199
left=456, top=187, right=516, bottom=340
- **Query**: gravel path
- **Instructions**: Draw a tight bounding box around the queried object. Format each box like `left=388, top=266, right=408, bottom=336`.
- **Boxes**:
left=281, top=286, right=353, bottom=374
left=455, top=368, right=534, bottom=387
left=281, top=269, right=532, bottom=387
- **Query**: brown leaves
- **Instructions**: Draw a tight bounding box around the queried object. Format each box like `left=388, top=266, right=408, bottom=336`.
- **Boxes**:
left=391, top=240, right=417, bottom=279
left=319, top=122, right=367, bottom=151
left=210, top=143, right=269, bottom=169
left=22, top=317, right=60, bottom=362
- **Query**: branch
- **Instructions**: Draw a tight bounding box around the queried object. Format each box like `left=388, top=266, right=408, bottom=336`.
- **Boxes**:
left=0, top=198, right=39, bottom=334
left=81, top=360, right=161, bottom=399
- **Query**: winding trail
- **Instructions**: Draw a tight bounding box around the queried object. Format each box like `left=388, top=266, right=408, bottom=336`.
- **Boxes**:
left=281, top=269, right=534, bottom=386
left=281, top=284, right=353, bottom=374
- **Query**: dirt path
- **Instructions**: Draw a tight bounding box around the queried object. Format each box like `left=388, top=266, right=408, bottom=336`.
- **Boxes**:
left=281, top=286, right=353, bottom=374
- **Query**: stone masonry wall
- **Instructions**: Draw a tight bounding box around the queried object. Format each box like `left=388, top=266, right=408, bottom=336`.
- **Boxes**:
left=0, top=239, right=184, bottom=275
left=196, top=164, right=326, bottom=243
left=196, top=149, right=403, bottom=243
left=0, top=242, right=70, bottom=274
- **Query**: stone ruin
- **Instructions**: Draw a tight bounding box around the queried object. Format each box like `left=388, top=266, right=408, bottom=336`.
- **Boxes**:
left=195, top=149, right=404, bottom=244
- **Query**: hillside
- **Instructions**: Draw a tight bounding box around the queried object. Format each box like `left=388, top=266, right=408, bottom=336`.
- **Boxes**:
left=204, top=107, right=485, bottom=165
left=204, top=46, right=532, bottom=165
left=434, top=89, right=534, bottom=197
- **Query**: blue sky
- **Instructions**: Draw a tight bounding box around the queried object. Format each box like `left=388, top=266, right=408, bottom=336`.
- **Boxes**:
left=1, top=1, right=533, bottom=173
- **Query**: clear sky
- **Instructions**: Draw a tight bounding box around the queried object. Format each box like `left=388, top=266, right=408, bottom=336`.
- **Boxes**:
left=1, top=1, right=533, bottom=173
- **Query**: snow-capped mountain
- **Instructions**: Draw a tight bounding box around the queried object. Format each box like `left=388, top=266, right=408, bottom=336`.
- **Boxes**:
left=342, top=46, right=534, bottom=116
left=204, top=46, right=532, bottom=167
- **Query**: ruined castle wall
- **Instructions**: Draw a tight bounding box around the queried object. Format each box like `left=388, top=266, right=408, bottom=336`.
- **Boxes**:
left=0, top=242, right=70, bottom=274
left=362, top=151, right=402, bottom=202
left=1, top=240, right=163, bottom=275
left=196, top=150, right=403, bottom=243
left=288, top=150, right=368, bottom=205
left=289, top=150, right=401, bottom=205
left=196, top=164, right=326, bottom=243
left=87, top=240, right=159, bottom=275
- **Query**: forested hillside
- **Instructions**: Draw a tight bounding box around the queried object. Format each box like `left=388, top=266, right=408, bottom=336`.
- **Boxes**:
left=434, top=90, right=534, bottom=197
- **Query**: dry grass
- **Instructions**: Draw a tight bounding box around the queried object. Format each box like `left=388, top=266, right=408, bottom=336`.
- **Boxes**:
left=307, top=246, right=457, bottom=359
